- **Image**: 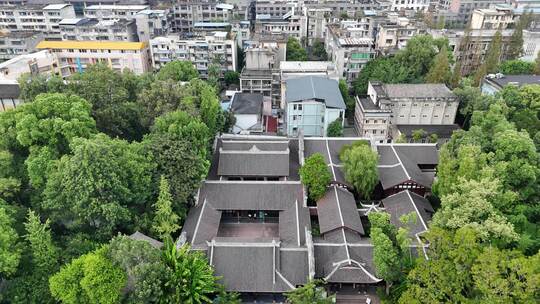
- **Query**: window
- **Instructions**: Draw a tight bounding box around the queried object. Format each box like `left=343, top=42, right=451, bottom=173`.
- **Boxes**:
left=292, top=115, right=297, bottom=121
left=293, top=104, right=297, bottom=110
left=372, top=130, right=376, bottom=134
left=298, top=104, right=302, bottom=110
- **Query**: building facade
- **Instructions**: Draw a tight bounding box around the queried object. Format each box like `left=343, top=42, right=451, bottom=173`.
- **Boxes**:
left=59, top=18, right=139, bottom=42
left=150, top=31, right=236, bottom=77
left=367, top=81, right=459, bottom=125
left=171, top=0, right=233, bottom=33
left=470, top=6, right=515, bottom=30
left=0, top=30, right=43, bottom=61
left=283, top=76, right=345, bottom=137
left=0, top=4, right=76, bottom=39
left=326, top=22, right=375, bottom=84
left=36, top=40, right=152, bottom=76
left=354, top=96, right=391, bottom=142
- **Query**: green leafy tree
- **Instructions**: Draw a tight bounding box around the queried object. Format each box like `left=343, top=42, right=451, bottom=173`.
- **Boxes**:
left=213, top=287, right=241, bottom=304
left=411, top=129, right=427, bottom=142
left=0, top=200, right=20, bottom=277
left=432, top=177, right=519, bottom=243
left=49, top=247, right=127, bottom=304
left=499, top=60, right=535, bottom=75
left=224, top=71, right=240, bottom=85
left=299, top=153, right=332, bottom=201
left=152, top=176, right=181, bottom=240
left=340, top=143, right=378, bottom=199
left=326, top=118, right=343, bottom=137
left=68, top=63, right=143, bottom=140
left=286, top=37, right=308, bottom=61
left=395, top=133, right=407, bottom=143
left=399, top=227, right=482, bottom=304
left=18, top=74, right=66, bottom=102
left=156, top=60, right=198, bottom=82
left=471, top=247, right=540, bottom=303
left=137, top=79, right=197, bottom=130
left=426, top=47, right=451, bottom=84
left=161, top=239, right=218, bottom=303
left=107, top=236, right=168, bottom=303
left=151, top=110, right=210, bottom=160
left=145, top=134, right=209, bottom=216
left=339, top=79, right=354, bottom=116
left=286, top=280, right=335, bottom=304
left=428, top=133, right=438, bottom=143
left=43, top=134, right=154, bottom=240
left=368, top=212, right=414, bottom=296
left=535, top=50, right=540, bottom=74
left=12, top=93, right=97, bottom=189
left=311, top=40, right=328, bottom=60
left=450, top=62, right=462, bottom=88
left=507, top=18, right=525, bottom=60
left=353, top=57, right=412, bottom=95
left=24, top=210, right=58, bottom=273
left=207, top=63, right=221, bottom=89
left=485, top=30, right=503, bottom=74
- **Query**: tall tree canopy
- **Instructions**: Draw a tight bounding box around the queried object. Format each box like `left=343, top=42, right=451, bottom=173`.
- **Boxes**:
left=340, top=143, right=378, bottom=199
left=43, top=134, right=154, bottom=240
left=286, top=37, right=308, bottom=61
left=299, top=153, right=332, bottom=201
left=156, top=60, right=199, bottom=82
left=354, top=35, right=451, bottom=94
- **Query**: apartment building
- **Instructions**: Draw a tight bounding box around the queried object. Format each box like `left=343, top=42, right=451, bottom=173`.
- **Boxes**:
left=135, top=9, right=171, bottom=42
left=59, top=18, right=139, bottom=42
left=240, top=35, right=287, bottom=106
left=470, top=6, right=516, bottom=30
left=0, top=49, right=59, bottom=80
left=303, top=0, right=380, bottom=18
left=375, top=15, right=426, bottom=53
left=326, top=21, right=375, bottom=84
left=150, top=31, right=236, bottom=77
left=254, top=14, right=303, bottom=40
left=301, top=7, right=330, bottom=44
left=390, top=0, right=430, bottom=12
left=367, top=81, right=458, bottom=125
left=0, top=4, right=76, bottom=39
left=83, top=5, right=150, bottom=20
left=354, top=96, right=391, bottom=142
left=231, top=20, right=251, bottom=47
left=0, top=30, right=43, bottom=61
left=448, top=0, right=506, bottom=27
left=255, top=0, right=297, bottom=18
left=451, top=29, right=513, bottom=75
left=36, top=40, right=152, bottom=76
left=283, top=76, right=345, bottom=137
left=171, top=0, right=233, bottom=33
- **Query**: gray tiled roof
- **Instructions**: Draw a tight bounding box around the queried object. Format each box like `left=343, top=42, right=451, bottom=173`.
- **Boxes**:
left=382, top=83, right=456, bottom=99
left=486, top=74, right=540, bottom=89
left=377, top=144, right=438, bottom=189
left=217, top=145, right=290, bottom=177
left=382, top=190, right=434, bottom=237
left=199, top=181, right=303, bottom=211
left=0, top=83, right=20, bottom=99
left=285, top=76, right=346, bottom=109
left=211, top=245, right=294, bottom=292
left=129, top=231, right=163, bottom=249
left=317, top=187, right=364, bottom=235
left=231, top=93, right=263, bottom=115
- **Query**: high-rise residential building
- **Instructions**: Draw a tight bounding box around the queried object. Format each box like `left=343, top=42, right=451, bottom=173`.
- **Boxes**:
left=150, top=31, right=237, bottom=77
left=0, top=30, right=43, bottom=61
left=36, top=40, right=152, bottom=76
left=0, top=4, right=76, bottom=39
